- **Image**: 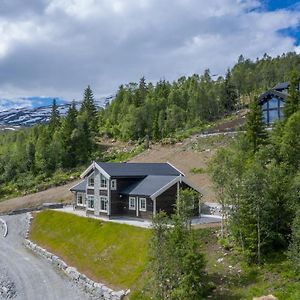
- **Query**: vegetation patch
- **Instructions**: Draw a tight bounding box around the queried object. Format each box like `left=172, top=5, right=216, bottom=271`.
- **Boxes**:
left=190, top=167, right=207, bottom=174
left=187, top=133, right=235, bottom=152
left=29, top=210, right=151, bottom=290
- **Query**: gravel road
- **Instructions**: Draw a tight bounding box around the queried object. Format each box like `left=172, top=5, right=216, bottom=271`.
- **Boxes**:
left=0, top=214, right=91, bottom=300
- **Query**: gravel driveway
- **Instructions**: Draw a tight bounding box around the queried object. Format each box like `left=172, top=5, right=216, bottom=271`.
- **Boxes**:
left=0, top=214, right=91, bottom=300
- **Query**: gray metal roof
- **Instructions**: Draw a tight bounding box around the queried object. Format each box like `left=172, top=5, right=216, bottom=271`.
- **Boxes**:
left=70, top=179, right=86, bottom=192
left=97, top=162, right=182, bottom=177
left=273, top=82, right=288, bottom=91
left=258, top=89, right=287, bottom=103
left=121, top=175, right=178, bottom=196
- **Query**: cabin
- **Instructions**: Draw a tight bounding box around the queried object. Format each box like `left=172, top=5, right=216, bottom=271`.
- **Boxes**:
left=258, top=82, right=287, bottom=124
left=70, top=162, right=202, bottom=220
left=258, top=80, right=300, bottom=124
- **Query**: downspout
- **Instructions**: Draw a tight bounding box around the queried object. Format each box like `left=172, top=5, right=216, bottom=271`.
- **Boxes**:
left=108, top=179, right=111, bottom=218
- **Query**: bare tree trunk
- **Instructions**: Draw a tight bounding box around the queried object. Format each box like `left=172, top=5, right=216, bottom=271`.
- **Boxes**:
left=257, top=207, right=261, bottom=264
left=221, top=200, right=225, bottom=239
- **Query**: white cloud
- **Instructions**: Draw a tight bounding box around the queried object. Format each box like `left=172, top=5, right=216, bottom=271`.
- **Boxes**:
left=0, top=0, right=299, bottom=100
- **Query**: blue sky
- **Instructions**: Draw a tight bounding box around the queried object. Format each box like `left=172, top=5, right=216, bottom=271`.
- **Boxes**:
left=0, top=0, right=300, bottom=109
left=263, top=0, right=300, bottom=42
left=264, top=0, right=299, bottom=11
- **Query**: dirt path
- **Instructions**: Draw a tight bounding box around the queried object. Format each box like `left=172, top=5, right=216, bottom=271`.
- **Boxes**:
left=0, top=181, right=77, bottom=214
left=0, top=214, right=91, bottom=300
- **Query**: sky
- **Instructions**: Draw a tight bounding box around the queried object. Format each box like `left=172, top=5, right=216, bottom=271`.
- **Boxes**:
left=0, top=0, right=300, bottom=106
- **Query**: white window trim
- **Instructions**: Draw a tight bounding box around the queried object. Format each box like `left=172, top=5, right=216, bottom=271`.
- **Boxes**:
left=87, top=195, right=95, bottom=211
left=87, top=173, right=95, bottom=189
left=100, top=196, right=108, bottom=213
left=76, top=192, right=85, bottom=206
left=139, top=197, right=147, bottom=212
left=111, top=179, right=117, bottom=190
left=100, top=174, right=108, bottom=190
left=129, top=197, right=136, bottom=210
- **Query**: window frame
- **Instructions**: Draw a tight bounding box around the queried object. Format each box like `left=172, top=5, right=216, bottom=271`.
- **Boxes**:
left=100, top=196, right=108, bottom=213
left=111, top=179, right=117, bottom=190
left=100, top=174, right=108, bottom=189
left=129, top=197, right=136, bottom=210
left=87, top=173, right=95, bottom=188
left=139, top=197, right=147, bottom=212
left=76, top=193, right=85, bottom=206
left=87, top=195, right=95, bottom=210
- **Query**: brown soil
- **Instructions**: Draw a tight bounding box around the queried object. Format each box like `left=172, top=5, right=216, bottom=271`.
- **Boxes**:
left=0, top=181, right=76, bottom=214
left=130, top=140, right=217, bottom=203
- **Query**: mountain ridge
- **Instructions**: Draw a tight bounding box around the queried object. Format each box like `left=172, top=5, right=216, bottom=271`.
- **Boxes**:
left=0, top=95, right=113, bottom=130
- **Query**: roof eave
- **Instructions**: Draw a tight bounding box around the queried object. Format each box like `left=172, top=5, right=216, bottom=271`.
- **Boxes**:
left=80, top=161, right=111, bottom=179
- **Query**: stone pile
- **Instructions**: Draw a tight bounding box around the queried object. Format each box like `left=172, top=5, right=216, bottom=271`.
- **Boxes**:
left=0, top=267, right=16, bottom=299
left=24, top=213, right=126, bottom=300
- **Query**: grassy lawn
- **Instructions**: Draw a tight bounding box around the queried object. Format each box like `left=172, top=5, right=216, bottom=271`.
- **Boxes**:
left=29, top=211, right=300, bottom=299
left=29, top=210, right=151, bottom=290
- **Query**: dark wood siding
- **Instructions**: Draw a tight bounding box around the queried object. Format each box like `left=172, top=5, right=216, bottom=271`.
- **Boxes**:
left=121, top=195, right=153, bottom=219
left=110, top=177, right=142, bottom=215
left=156, top=182, right=199, bottom=216
left=156, top=184, right=177, bottom=215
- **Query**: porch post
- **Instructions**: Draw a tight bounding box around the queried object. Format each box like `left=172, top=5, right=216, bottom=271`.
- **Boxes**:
left=153, top=197, right=156, bottom=217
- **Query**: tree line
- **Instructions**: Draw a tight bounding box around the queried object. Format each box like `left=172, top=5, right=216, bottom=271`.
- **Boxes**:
left=0, top=86, right=98, bottom=196
left=99, top=52, right=300, bottom=140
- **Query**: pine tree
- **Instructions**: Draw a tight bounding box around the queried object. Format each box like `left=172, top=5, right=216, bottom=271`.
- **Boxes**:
left=80, top=85, right=97, bottom=132
left=137, top=76, right=147, bottom=106
left=245, top=97, right=267, bottom=153
left=220, top=69, right=238, bottom=112
left=25, top=141, right=36, bottom=173
left=80, top=85, right=97, bottom=118
left=61, top=101, right=78, bottom=168
left=284, top=71, right=300, bottom=119
left=49, top=99, right=60, bottom=130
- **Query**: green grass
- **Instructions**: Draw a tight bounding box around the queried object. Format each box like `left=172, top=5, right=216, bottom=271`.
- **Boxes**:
left=190, top=167, right=207, bottom=174
left=30, top=210, right=151, bottom=290
left=29, top=211, right=300, bottom=299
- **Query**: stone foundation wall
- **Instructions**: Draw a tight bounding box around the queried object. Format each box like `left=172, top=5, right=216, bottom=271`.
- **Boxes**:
left=24, top=213, right=127, bottom=300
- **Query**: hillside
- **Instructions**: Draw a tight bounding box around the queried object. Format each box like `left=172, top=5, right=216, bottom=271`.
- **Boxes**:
left=0, top=112, right=245, bottom=214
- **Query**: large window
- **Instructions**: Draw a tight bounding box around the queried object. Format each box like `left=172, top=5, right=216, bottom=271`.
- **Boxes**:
left=129, top=197, right=136, bottom=210
left=77, top=193, right=85, bottom=206
left=87, top=195, right=94, bottom=210
left=88, top=174, right=94, bottom=187
left=269, top=109, right=279, bottom=123
left=139, top=198, right=147, bottom=212
left=268, top=97, right=278, bottom=109
left=100, top=196, right=108, bottom=212
left=100, top=174, right=107, bottom=189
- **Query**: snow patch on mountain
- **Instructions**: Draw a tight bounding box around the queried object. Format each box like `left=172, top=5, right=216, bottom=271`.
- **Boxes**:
left=0, top=96, right=113, bottom=129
